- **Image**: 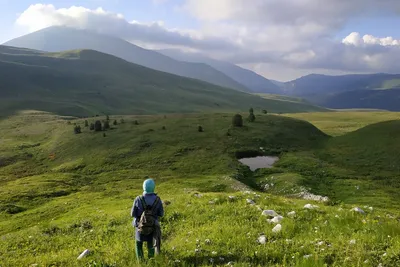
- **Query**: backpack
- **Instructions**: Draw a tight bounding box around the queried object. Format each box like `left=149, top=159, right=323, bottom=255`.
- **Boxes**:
left=138, top=196, right=160, bottom=236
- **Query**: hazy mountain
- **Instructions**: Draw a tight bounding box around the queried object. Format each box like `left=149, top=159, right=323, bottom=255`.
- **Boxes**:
left=284, top=73, right=400, bottom=111
left=158, top=49, right=281, bottom=94
left=0, top=45, right=315, bottom=117
left=4, top=26, right=249, bottom=92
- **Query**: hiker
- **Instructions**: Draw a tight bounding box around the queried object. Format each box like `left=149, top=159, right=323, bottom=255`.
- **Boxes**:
left=131, top=178, right=164, bottom=261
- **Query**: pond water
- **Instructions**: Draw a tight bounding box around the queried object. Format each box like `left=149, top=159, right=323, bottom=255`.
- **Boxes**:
left=238, top=156, right=279, bottom=171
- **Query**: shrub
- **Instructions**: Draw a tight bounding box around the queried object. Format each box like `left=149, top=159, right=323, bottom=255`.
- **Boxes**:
left=113, top=120, right=118, bottom=126
left=103, top=133, right=106, bottom=137
left=74, top=125, right=82, bottom=134
left=198, top=126, right=203, bottom=132
left=162, top=126, right=166, bottom=130
left=134, top=120, right=139, bottom=125
left=89, top=123, right=95, bottom=131
left=248, top=107, right=255, bottom=122
left=120, top=119, right=125, bottom=124
left=94, top=120, right=102, bottom=132
left=262, top=109, right=268, bottom=114
left=103, top=120, right=110, bottom=130
left=232, top=114, right=243, bottom=127
left=106, top=115, right=110, bottom=121
left=84, top=120, right=89, bottom=127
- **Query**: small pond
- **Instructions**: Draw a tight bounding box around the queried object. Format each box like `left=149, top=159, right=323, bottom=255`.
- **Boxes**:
left=238, top=156, right=279, bottom=171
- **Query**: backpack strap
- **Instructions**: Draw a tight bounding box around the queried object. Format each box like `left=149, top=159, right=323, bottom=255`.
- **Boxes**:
left=139, top=196, right=147, bottom=209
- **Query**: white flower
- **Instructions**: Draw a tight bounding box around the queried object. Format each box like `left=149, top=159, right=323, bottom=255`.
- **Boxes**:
left=349, top=239, right=356, bottom=245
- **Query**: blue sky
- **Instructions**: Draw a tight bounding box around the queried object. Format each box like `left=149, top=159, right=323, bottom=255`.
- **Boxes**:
left=1, top=0, right=400, bottom=80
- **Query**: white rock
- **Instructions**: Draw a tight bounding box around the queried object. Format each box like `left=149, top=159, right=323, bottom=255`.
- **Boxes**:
left=383, top=253, right=387, bottom=257
left=304, top=204, right=318, bottom=209
left=335, top=214, right=339, bottom=218
left=246, top=199, right=255, bottom=205
left=303, top=254, right=312, bottom=259
left=77, top=249, right=90, bottom=260
left=258, top=235, right=267, bottom=244
left=352, top=207, right=365, bottom=214
left=271, top=216, right=284, bottom=224
left=349, top=239, right=356, bottom=245
left=262, top=210, right=278, bottom=217
left=226, top=262, right=234, bottom=266
left=228, top=196, right=236, bottom=200
left=368, top=206, right=373, bottom=211
left=287, top=211, right=296, bottom=218
left=272, top=224, right=282, bottom=233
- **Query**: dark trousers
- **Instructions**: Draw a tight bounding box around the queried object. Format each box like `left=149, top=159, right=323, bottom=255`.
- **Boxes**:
left=136, top=240, right=155, bottom=261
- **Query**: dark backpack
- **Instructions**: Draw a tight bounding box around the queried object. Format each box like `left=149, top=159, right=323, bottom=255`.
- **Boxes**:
left=138, top=196, right=160, bottom=236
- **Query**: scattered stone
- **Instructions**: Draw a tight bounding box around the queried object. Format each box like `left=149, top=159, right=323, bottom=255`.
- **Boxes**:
left=77, top=249, right=90, bottom=260
left=258, top=235, right=267, bottom=244
left=287, top=211, right=296, bottom=218
left=272, top=224, right=282, bottom=233
left=262, top=210, right=278, bottom=217
left=246, top=199, right=255, bottom=205
left=270, top=216, right=284, bottom=224
left=351, top=207, right=365, bottom=214
left=349, top=239, right=356, bottom=245
left=304, top=204, right=318, bottom=209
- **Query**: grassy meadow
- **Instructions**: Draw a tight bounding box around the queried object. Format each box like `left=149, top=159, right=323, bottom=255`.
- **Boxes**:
left=1, top=110, right=400, bottom=266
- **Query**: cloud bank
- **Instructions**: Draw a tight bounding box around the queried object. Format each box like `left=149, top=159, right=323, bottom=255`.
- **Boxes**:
left=14, top=1, right=400, bottom=80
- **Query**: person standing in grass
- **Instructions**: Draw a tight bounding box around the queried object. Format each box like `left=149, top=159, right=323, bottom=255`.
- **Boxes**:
left=131, top=178, right=164, bottom=261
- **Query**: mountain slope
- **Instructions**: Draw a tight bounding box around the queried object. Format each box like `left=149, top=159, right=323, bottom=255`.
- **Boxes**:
left=0, top=45, right=319, bottom=117
left=159, top=49, right=281, bottom=93
left=284, top=73, right=400, bottom=111
left=4, top=26, right=249, bottom=92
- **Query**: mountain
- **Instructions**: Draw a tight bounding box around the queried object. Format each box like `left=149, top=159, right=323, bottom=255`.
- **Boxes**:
left=270, top=79, right=286, bottom=88
left=0, top=45, right=323, bottom=117
left=284, top=73, right=400, bottom=111
left=3, top=26, right=249, bottom=92
left=158, top=49, right=281, bottom=94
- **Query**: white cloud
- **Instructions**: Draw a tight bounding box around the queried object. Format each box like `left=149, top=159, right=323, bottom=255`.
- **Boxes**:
left=12, top=2, right=400, bottom=80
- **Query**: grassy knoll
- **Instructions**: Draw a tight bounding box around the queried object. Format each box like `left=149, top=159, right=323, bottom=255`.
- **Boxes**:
left=285, top=111, right=400, bottom=136
left=1, top=111, right=400, bottom=266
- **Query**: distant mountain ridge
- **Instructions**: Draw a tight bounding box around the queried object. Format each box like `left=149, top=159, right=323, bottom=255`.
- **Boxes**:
left=158, top=49, right=281, bottom=94
left=4, top=26, right=249, bottom=92
left=283, top=73, right=400, bottom=111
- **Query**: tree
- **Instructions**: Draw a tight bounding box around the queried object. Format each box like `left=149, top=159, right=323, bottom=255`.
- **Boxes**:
left=103, top=120, right=110, bottom=130
left=90, top=123, right=95, bottom=131
left=248, top=107, right=256, bottom=122
left=106, top=115, right=110, bottom=121
left=120, top=118, right=125, bottom=124
left=162, top=126, right=166, bottom=130
left=84, top=120, right=89, bottom=127
left=262, top=110, right=268, bottom=114
left=134, top=120, right=139, bottom=125
left=94, top=120, right=102, bottom=132
left=198, top=125, right=203, bottom=132
left=103, top=133, right=107, bottom=137
left=113, top=120, right=118, bottom=126
left=74, top=125, right=82, bottom=134
left=232, top=114, right=243, bottom=127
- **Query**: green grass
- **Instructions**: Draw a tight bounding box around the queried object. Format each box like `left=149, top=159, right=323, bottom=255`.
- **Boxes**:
left=1, top=111, right=400, bottom=266
left=257, top=94, right=328, bottom=112
left=379, top=79, right=400, bottom=89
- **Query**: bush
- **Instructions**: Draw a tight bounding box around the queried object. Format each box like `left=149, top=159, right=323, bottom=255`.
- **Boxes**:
left=162, top=126, right=166, bottom=130
left=74, top=125, right=82, bottom=134
left=198, top=126, right=203, bottom=132
left=94, top=120, right=102, bottom=132
left=106, top=115, right=110, bottom=121
left=248, top=107, right=255, bottom=122
left=103, top=133, right=106, bottom=137
left=103, top=120, right=110, bottom=130
left=89, top=123, right=95, bottom=131
left=113, top=120, right=118, bottom=126
left=134, top=120, right=139, bottom=125
left=262, top=109, right=268, bottom=114
left=232, top=114, right=243, bottom=127
left=84, top=120, right=89, bottom=127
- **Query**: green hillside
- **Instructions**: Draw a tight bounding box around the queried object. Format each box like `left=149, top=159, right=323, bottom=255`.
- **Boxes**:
left=257, top=94, right=328, bottom=112
left=1, top=111, right=400, bottom=266
left=0, top=46, right=326, bottom=117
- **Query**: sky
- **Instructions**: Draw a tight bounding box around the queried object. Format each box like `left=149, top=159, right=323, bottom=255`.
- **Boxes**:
left=1, top=0, right=400, bottom=81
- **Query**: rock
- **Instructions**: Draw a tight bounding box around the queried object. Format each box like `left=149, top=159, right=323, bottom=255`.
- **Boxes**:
left=228, top=196, right=236, bottom=201
left=212, top=251, right=217, bottom=255
left=77, top=249, right=90, bottom=260
left=303, top=254, right=312, bottom=259
left=272, top=224, right=282, bottom=233
left=257, top=235, right=267, bottom=244
left=193, top=193, right=203, bottom=198
left=287, top=211, right=296, bottom=218
left=262, top=210, right=278, bottom=217
left=351, top=207, right=365, bottom=214
left=270, top=216, right=284, bottom=224
left=246, top=199, right=255, bottom=205
left=349, top=239, right=356, bottom=245
left=226, top=262, right=234, bottom=266
left=304, top=204, right=318, bottom=209
left=209, top=200, right=215, bottom=204
left=205, top=239, right=211, bottom=245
